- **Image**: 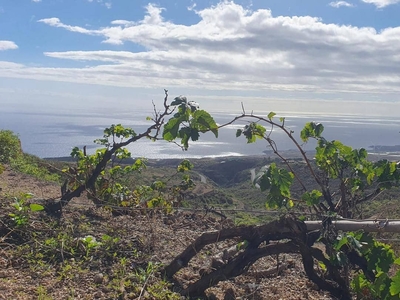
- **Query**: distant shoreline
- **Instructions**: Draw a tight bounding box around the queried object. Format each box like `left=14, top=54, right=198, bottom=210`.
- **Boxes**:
left=44, top=148, right=400, bottom=164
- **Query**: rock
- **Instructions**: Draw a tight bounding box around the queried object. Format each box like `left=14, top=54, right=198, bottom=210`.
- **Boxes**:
left=93, top=273, right=104, bottom=284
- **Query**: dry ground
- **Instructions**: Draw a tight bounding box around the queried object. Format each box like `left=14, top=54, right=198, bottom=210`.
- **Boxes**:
left=0, top=166, right=335, bottom=300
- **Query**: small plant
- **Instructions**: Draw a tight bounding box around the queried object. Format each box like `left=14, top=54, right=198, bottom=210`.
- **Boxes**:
left=37, top=285, right=52, bottom=300
left=9, top=193, right=44, bottom=227
left=133, top=262, right=181, bottom=299
left=101, top=234, right=120, bottom=258
left=57, top=261, right=85, bottom=281
left=79, top=235, right=102, bottom=258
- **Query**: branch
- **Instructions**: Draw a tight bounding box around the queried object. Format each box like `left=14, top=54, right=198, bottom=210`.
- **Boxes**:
left=162, top=217, right=303, bottom=278
left=182, top=242, right=299, bottom=297
left=218, top=113, right=334, bottom=211
left=45, top=90, right=173, bottom=215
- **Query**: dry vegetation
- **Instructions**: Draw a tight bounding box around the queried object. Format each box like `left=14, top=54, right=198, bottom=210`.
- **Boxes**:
left=0, top=165, right=336, bottom=300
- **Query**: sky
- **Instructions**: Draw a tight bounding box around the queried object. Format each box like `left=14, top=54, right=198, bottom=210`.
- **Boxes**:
left=1, top=0, right=400, bottom=116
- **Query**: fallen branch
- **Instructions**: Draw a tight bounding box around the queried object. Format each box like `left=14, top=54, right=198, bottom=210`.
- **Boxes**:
left=163, top=216, right=361, bottom=299
left=182, top=242, right=298, bottom=298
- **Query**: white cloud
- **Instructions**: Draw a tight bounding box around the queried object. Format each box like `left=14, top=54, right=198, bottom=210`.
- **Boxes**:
left=329, top=1, right=355, bottom=7
left=361, top=0, right=400, bottom=7
left=110, top=20, right=135, bottom=26
left=87, top=0, right=112, bottom=9
left=1, top=1, right=399, bottom=100
left=0, top=40, right=18, bottom=51
left=32, top=0, right=42, bottom=2
left=37, top=17, right=98, bottom=35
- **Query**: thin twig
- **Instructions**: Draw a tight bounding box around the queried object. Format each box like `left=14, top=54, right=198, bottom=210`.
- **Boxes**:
left=137, top=269, right=154, bottom=300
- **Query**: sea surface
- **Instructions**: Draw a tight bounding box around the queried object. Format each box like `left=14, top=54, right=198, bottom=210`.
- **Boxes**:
left=1, top=109, right=400, bottom=159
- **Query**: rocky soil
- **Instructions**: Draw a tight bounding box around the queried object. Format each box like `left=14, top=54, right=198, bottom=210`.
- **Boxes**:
left=0, top=166, right=336, bottom=300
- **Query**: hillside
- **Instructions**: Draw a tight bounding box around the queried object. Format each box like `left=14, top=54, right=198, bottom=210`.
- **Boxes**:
left=2, top=152, right=400, bottom=299
left=0, top=163, right=335, bottom=299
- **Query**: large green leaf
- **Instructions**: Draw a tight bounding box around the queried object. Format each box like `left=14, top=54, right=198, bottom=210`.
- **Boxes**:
left=30, top=203, right=44, bottom=212
left=163, top=116, right=183, bottom=141
left=192, top=110, right=218, bottom=138
left=258, top=172, right=271, bottom=191
left=390, top=271, right=400, bottom=296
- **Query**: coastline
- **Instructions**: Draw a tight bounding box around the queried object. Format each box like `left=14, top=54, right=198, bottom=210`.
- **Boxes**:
left=43, top=148, right=400, bottom=166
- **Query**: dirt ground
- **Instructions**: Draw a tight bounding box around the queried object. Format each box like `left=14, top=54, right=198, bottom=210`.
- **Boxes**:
left=0, top=166, right=335, bottom=300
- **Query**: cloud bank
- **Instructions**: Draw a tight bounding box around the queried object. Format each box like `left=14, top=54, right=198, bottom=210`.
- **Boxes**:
left=1, top=2, right=400, bottom=98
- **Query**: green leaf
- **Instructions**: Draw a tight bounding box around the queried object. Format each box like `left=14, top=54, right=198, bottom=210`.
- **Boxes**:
left=347, top=235, right=362, bottom=250
left=300, top=122, right=324, bottom=142
left=301, top=190, right=322, bottom=206
left=192, top=110, right=218, bottom=138
left=163, top=116, right=183, bottom=141
left=267, top=111, right=276, bottom=120
left=390, top=271, right=400, bottom=296
left=241, top=123, right=266, bottom=143
left=30, top=203, right=44, bottom=211
left=190, top=129, right=200, bottom=142
left=236, top=129, right=242, bottom=138
left=258, top=172, right=271, bottom=191
left=315, top=123, right=324, bottom=137
left=171, top=95, right=187, bottom=106
left=178, top=127, right=191, bottom=150
left=335, top=235, right=349, bottom=251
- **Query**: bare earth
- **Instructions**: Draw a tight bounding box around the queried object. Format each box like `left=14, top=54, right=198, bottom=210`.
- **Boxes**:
left=0, top=166, right=335, bottom=300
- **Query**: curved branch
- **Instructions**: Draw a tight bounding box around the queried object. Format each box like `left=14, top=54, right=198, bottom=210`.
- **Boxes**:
left=162, top=217, right=303, bottom=278
left=182, top=242, right=299, bottom=297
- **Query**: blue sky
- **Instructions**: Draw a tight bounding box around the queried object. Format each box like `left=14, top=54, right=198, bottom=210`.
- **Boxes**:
left=1, top=0, right=400, bottom=116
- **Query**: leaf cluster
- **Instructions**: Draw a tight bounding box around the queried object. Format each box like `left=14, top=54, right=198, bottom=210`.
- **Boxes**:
left=332, top=231, right=400, bottom=299
left=253, top=163, right=294, bottom=208
left=163, top=96, right=218, bottom=150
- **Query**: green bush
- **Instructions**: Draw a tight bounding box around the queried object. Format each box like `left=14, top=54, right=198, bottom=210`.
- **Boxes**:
left=0, top=129, right=22, bottom=163
left=10, top=153, right=60, bottom=182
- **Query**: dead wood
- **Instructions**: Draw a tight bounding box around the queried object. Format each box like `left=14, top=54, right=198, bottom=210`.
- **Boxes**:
left=181, top=241, right=298, bottom=297
left=163, top=215, right=355, bottom=299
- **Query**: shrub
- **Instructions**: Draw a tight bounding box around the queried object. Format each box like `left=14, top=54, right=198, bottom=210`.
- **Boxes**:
left=0, top=129, right=22, bottom=163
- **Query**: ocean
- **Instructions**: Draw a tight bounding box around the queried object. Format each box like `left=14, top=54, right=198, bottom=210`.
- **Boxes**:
left=1, top=109, right=400, bottom=159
